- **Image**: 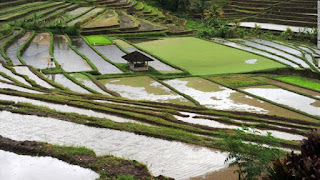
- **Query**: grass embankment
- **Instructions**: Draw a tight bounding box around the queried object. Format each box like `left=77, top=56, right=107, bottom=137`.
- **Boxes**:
left=0, top=23, right=13, bottom=39
left=210, top=74, right=268, bottom=88
left=276, top=76, right=320, bottom=92
left=135, top=37, right=286, bottom=75
left=0, top=85, right=310, bottom=149
left=0, top=98, right=300, bottom=151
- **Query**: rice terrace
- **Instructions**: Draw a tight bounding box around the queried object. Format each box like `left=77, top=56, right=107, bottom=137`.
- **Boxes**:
left=0, top=0, right=320, bottom=179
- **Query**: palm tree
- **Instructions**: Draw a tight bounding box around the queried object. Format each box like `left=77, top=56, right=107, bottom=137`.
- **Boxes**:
left=205, top=3, right=224, bottom=20
left=191, top=0, right=209, bottom=23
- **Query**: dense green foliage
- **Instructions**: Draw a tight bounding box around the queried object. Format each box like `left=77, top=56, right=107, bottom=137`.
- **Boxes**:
left=265, top=130, right=320, bottom=180
left=146, top=0, right=191, bottom=12
left=0, top=23, right=14, bottom=39
left=220, top=127, right=283, bottom=180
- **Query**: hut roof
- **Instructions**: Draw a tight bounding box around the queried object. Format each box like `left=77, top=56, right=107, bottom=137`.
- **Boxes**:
left=122, top=51, right=154, bottom=63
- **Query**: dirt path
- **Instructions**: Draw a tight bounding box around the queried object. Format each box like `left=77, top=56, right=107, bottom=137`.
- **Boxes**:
left=191, top=166, right=239, bottom=180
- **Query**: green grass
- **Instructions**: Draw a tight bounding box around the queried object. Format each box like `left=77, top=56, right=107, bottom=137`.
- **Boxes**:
left=85, top=35, right=114, bottom=45
left=276, top=76, right=320, bottom=92
left=134, top=1, right=144, bottom=10
left=135, top=37, right=286, bottom=75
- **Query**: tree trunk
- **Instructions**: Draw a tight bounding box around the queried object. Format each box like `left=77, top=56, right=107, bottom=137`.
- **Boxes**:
left=201, top=9, right=204, bottom=23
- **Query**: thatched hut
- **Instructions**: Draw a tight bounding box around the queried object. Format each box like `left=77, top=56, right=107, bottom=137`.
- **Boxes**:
left=122, top=51, right=154, bottom=71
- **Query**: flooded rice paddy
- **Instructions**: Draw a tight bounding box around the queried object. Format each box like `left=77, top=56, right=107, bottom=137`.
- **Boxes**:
left=252, top=39, right=303, bottom=57
left=0, top=150, right=99, bottom=180
left=241, top=85, right=320, bottom=117
left=53, top=35, right=92, bottom=72
left=237, top=40, right=309, bottom=68
left=165, top=77, right=313, bottom=120
left=98, top=76, right=194, bottom=106
left=66, top=7, right=92, bottom=20
left=165, top=77, right=267, bottom=113
left=0, top=82, right=43, bottom=94
left=70, top=73, right=110, bottom=95
left=0, top=64, right=31, bottom=86
left=13, top=66, right=53, bottom=89
left=0, top=94, right=136, bottom=123
left=6, top=32, right=32, bottom=65
left=0, top=111, right=228, bottom=179
left=299, top=46, right=318, bottom=56
left=21, top=33, right=51, bottom=69
left=94, top=45, right=127, bottom=63
left=70, top=37, right=122, bottom=74
left=0, top=30, right=19, bottom=61
left=67, top=8, right=104, bottom=26
left=257, top=77, right=320, bottom=99
left=212, top=39, right=299, bottom=68
left=50, top=74, right=89, bottom=93
left=175, top=112, right=304, bottom=141
left=0, top=75, right=11, bottom=83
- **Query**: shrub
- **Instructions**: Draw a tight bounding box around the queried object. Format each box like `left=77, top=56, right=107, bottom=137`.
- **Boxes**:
left=219, top=127, right=283, bottom=180
left=280, top=28, right=294, bottom=40
left=265, top=129, right=320, bottom=180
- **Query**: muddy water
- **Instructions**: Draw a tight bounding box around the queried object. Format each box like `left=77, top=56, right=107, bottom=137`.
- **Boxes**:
left=0, top=94, right=136, bottom=123
left=67, top=8, right=104, bottom=26
left=98, top=76, right=193, bottom=106
left=252, top=39, right=303, bottom=57
left=94, top=45, right=127, bottom=63
left=13, top=66, right=53, bottom=89
left=0, top=30, right=19, bottom=61
left=0, top=150, right=99, bottom=180
left=125, top=47, right=180, bottom=73
left=241, top=85, right=320, bottom=117
left=165, top=77, right=267, bottom=113
left=21, top=33, right=51, bottom=69
left=239, top=40, right=309, bottom=68
left=70, top=73, right=110, bottom=95
left=0, top=82, right=43, bottom=94
left=165, top=77, right=314, bottom=120
left=53, top=35, right=92, bottom=72
left=212, top=39, right=299, bottom=68
left=51, top=74, right=90, bottom=94
left=6, top=32, right=32, bottom=65
left=175, top=112, right=305, bottom=141
left=67, top=7, right=92, bottom=19
left=0, top=111, right=229, bottom=179
left=0, top=63, right=31, bottom=86
left=70, top=37, right=122, bottom=74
